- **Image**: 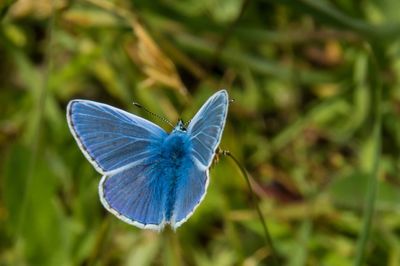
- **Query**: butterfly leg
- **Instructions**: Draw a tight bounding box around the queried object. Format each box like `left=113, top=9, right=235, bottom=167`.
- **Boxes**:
left=212, top=147, right=231, bottom=166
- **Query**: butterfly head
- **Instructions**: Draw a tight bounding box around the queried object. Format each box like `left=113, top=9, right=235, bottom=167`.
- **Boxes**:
left=173, top=119, right=187, bottom=133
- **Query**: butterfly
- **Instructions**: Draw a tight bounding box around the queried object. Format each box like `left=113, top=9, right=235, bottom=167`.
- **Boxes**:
left=66, top=90, right=229, bottom=231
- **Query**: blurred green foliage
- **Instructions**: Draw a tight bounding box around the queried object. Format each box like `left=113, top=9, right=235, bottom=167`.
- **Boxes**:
left=1, top=0, right=400, bottom=265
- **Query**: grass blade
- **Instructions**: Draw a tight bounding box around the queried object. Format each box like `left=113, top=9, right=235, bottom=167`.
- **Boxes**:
left=353, top=45, right=382, bottom=266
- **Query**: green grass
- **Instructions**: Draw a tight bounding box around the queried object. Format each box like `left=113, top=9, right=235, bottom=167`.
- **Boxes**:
left=1, top=0, right=400, bottom=265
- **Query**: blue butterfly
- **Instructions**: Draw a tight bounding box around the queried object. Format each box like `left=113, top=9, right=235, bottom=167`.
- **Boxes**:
left=67, top=90, right=229, bottom=230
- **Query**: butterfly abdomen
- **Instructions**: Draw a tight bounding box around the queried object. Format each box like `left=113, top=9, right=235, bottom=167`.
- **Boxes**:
left=159, top=132, right=192, bottom=222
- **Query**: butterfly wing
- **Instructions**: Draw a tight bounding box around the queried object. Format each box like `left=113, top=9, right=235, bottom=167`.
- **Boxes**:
left=99, top=161, right=168, bottom=230
left=187, top=90, right=229, bottom=169
left=171, top=90, right=229, bottom=229
left=68, top=100, right=169, bottom=229
left=67, top=100, right=167, bottom=175
left=171, top=161, right=208, bottom=229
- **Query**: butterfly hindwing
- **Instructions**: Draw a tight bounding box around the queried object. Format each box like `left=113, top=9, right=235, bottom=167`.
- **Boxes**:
left=67, top=100, right=167, bottom=175
left=99, top=145, right=207, bottom=230
left=99, top=161, right=167, bottom=230
left=171, top=161, right=208, bottom=228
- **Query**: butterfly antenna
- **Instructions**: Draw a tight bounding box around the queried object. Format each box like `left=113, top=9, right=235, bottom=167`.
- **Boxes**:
left=184, top=119, right=191, bottom=127
left=133, top=102, right=174, bottom=128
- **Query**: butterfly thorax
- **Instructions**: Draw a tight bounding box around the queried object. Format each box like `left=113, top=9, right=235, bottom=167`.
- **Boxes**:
left=160, top=131, right=191, bottom=163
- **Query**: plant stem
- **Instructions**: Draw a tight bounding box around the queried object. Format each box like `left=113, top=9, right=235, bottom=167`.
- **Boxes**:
left=353, top=46, right=382, bottom=266
left=226, top=152, right=279, bottom=266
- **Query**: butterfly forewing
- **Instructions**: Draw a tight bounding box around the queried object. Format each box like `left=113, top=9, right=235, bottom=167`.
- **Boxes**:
left=67, top=100, right=167, bottom=175
left=187, top=90, right=229, bottom=169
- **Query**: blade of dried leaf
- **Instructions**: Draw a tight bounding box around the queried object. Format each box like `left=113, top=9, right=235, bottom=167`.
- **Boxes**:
left=126, top=21, right=188, bottom=97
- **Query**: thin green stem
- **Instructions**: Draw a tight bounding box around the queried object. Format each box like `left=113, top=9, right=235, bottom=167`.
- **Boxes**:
left=225, top=152, right=279, bottom=266
left=353, top=46, right=382, bottom=266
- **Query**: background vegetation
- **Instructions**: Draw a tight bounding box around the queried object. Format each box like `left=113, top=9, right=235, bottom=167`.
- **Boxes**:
left=1, top=0, right=400, bottom=265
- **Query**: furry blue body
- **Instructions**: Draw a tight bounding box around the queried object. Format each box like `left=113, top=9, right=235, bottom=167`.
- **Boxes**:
left=158, top=131, right=192, bottom=220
